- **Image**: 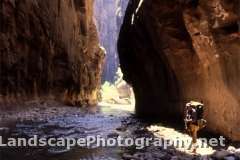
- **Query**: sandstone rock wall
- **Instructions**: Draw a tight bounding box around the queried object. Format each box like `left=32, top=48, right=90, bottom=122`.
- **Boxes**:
left=94, top=0, right=128, bottom=83
left=118, top=0, right=240, bottom=140
left=0, top=0, right=104, bottom=106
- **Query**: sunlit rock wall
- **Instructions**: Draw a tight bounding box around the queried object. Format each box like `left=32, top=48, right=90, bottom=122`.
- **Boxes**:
left=94, top=0, right=128, bottom=83
left=0, top=0, right=104, bottom=106
left=118, top=0, right=240, bottom=140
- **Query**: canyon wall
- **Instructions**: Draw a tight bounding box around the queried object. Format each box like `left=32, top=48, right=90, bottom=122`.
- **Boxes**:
left=94, top=0, right=128, bottom=83
left=0, top=0, right=104, bottom=106
left=118, top=0, right=240, bottom=140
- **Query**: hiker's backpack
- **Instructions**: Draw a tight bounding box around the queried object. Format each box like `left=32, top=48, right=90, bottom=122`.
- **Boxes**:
left=184, top=101, right=204, bottom=124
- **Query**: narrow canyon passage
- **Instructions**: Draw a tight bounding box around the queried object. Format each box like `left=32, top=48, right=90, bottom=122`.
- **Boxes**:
left=94, top=0, right=135, bottom=108
left=1, top=0, right=240, bottom=160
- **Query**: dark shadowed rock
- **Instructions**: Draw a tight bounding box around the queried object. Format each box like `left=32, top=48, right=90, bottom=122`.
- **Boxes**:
left=118, top=0, right=240, bottom=140
left=0, top=0, right=104, bottom=106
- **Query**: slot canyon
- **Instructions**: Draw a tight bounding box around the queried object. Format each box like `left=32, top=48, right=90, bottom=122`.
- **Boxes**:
left=0, top=0, right=240, bottom=160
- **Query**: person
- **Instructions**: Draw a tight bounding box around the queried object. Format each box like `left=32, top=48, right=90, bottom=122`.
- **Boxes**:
left=184, top=101, right=207, bottom=154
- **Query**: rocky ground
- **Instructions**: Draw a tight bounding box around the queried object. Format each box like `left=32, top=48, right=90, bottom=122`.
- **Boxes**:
left=0, top=101, right=239, bottom=160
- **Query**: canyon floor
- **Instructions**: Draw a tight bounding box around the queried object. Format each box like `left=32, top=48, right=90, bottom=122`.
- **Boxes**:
left=0, top=101, right=239, bottom=160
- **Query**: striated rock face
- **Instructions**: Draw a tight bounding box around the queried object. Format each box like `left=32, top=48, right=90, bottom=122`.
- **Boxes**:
left=118, top=0, right=240, bottom=140
left=94, top=0, right=128, bottom=83
left=0, top=0, right=104, bottom=106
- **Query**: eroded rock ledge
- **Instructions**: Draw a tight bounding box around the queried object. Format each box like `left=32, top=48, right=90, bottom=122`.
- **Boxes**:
left=0, top=0, right=104, bottom=106
left=118, top=0, right=240, bottom=140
